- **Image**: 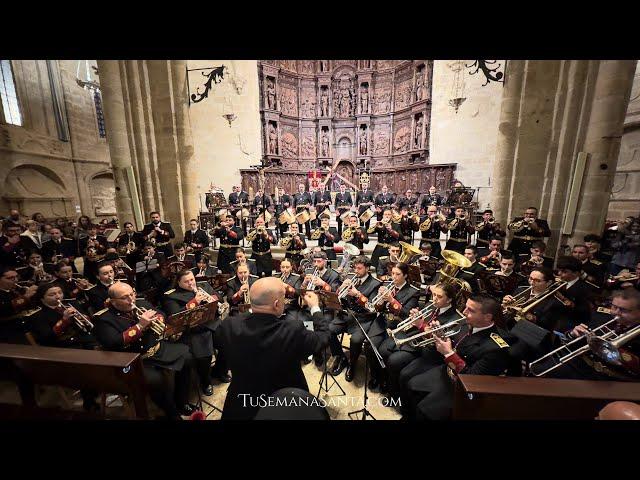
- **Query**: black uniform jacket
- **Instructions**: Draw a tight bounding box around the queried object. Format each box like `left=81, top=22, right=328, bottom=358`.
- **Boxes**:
left=229, top=259, right=258, bottom=276
left=41, top=238, right=77, bottom=262
left=183, top=229, right=209, bottom=249
left=28, top=303, right=97, bottom=348
left=449, top=324, right=512, bottom=376
left=141, top=221, right=176, bottom=244
left=226, top=275, right=259, bottom=306
left=380, top=282, right=421, bottom=328
left=217, top=310, right=330, bottom=420
left=85, top=282, right=112, bottom=313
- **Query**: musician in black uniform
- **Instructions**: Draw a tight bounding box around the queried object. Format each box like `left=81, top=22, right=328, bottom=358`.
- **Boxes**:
left=191, top=254, right=219, bottom=279
left=0, top=223, right=28, bottom=267
left=356, top=185, right=375, bottom=230
left=247, top=216, right=275, bottom=277
left=0, top=266, right=38, bottom=343
left=459, top=245, right=486, bottom=293
left=572, top=244, right=606, bottom=287
left=282, top=223, right=307, bottom=270
left=420, top=186, right=443, bottom=210
left=95, top=281, right=195, bottom=419
left=41, top=228, right=77, bottom=265
left=475, top=209, right=506, bottom=247
left=52, top=261, right=90, bottom=299
left=366, top=263, right=420, bottom=389
left=584, top=234, right=613, bottom=264
left=417, top=205, right=445, bottom=259
left=167, top=243, right=195, bottom=269
left=292, top=183, right=312, bottom=238
left=477, top=237, right=504, bottom=270
left=370, top=209, right=402, bottom=268
left=312, top=216, right=339, bottom=261
left=276, top=259, right=303, bottom=323
left=507, top=206, right=551, bottom=257
left=274, top=187, right=293, bottom=236
left=252, top=188, right=274, bottom=219
left=229, top=248, right=258, bottom=276
left=555, top=255, right=597, bottom=331
left=163, top=269, right=228, bottom=394
left=134, top=243, right=166, bottom=294
left=444, top=206, right=475, bottom=253
left=117, top=222, right=145, bottom=268
left=480, top=251, right=525, bottom=300
left=226, top=263, right=259, bottom=315
left=228, top=185, right=249, bottom=233
left=405, top=293, right=511, bottom=420
left=213, top=214, right=244, bottom=275
left=334, top=184, right=353, bottom=237
left=332, top=256, right=382, bottom=382
left=183, top=219, right=210, bottom=261
left=396, top=189, right=417, bottom=212
left=85, top=262, right=116, bottom=314
left=313, top=186, right=332, bottom=228
left=377, top=243, right=401, bottom=281
left=516, top=240, right=554, bottom=277
left=374, top=185, right=395, bottom=222
left=78, top=225, right=108, bottom=257
left=141, top=211, right=176, bottom=258
left=345, top=215, right=369, bottom=253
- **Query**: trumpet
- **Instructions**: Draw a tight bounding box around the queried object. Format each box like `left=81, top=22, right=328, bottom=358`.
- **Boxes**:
left=242, top=279, right=250, bottom=304
left=387, top=301, right=436, bottom=337
left=246, top=226, right=266, bottom=242
left=365, top=282, right=397, bottom=313
left=393, top=315, right=466, bottom=348
left=310, top=227, right=326, bottom=240
left=447, top=213, right=466, bottom=230
left=302, top=267, right=320, bottom=291
left=419, top=213, right=446, bottom=232
left=71, top=277, right=95, bottom=290
left=57, top=301, right=94, bottom=333
left=337, top=273, right=357, bottom=300
left=367, top=218, right=390, bottom=234
left=132, top=305, right=166, bottom=336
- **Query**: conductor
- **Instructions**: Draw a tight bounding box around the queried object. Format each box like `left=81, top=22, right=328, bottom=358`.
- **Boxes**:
left=217, top=277, right=330, bottom=420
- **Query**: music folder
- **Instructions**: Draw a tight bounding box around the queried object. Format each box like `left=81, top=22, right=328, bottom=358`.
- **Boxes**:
left=299, top=289, right=341, bottom=311
left=165, top=302, right=218, bottom=337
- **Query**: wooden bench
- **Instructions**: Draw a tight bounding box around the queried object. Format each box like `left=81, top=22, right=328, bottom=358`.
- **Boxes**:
left=0, top=343, right=149, bottom=419
left=453, top=374, right=640, bottom=420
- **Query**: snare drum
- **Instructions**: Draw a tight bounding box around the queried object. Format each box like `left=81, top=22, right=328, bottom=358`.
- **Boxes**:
left=236, top=208, right=250, bottom=219
left=296, top=210, right=311, bottom=224
left=359, top=206, right=376, bottom=223
left=279, top=208, right=296, bottom=225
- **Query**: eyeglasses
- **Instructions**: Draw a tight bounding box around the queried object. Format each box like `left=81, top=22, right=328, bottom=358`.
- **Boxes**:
left=611, top=304, right=634, bottom=314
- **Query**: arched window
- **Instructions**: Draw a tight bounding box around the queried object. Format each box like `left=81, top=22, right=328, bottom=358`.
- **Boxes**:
left=0, top=60, right=22, bottom=126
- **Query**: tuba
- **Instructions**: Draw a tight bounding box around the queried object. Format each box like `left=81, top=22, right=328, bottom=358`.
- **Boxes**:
left=398, top=241, right=423, bottom=264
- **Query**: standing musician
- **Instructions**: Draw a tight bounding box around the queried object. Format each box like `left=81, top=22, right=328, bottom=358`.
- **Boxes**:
left=183, top=218, right=210, bottom=261
left=247, top=216, right=275, bottom=277
left=398, top=206, right=418, bottom=242
left=367, top=263, right=420, bottom=390
left=52, top=261, right=90, bottom=299
left=421, top=186, right=443, bottom=209
left=228, top=185, right=249, bottom=233
left=293, top=183, right=313, bottom=238
left=191, top=254, right=219, bottom=279
left=281, top=223, right=307, bottom=270
left=507, top=206, right=551, bottom=257
left=117, top=222, right=144, bottom=268
left=95, top=282, right=195, bottom=419
left=344, top=215, right=369, bottom=252
left=572, top=244, right=606, bottom=287
left=0, top=266, right=38, bottom=343
left=274, top=187, right=293, bottom=237
left=226, top=263, right=259, bottom=314
left=356, top=184, right=375, bottom=230
left=332, top=256, right=382, bottom=382
left=252, top=188, right=274, bottom=219
left=213, top=214, right=244, bottom=275
left=369, top=209, right=402, bottom=268
left=163, top=270, right=229, bottom=394
left=313, top=216, right=339, bottom=261
left=1, top=223, right=28, bottom=267
left=475, top=209, right=505, bottom=247
left=377, top=243, right=401, bottom=281
left=79, top=224, right=108, bottom=256
left=405, top=294, right=511, bottom=420
left=276, top=258, right=303, bottom=323
left=444, top=206, right=475, bottom=254
left=418, top=205, right=446, bottom=259
left=41, top=227, right=77, bottom=265
left=396, top=189, right=418, bottom=212
left=313, top=186, right=332, bottom=228
left=229, top=248, right=258, bottom=276
left=334, top=184, right=353, bottom=237
left=478, top=237, right=504, bottom=271
left=167, top=243, right=195, bottom=269
left=85, top=262, right=116, bottom=313
left=141, top=211, right=176, bottom=258
left=374, top=185, right=396, bottom=221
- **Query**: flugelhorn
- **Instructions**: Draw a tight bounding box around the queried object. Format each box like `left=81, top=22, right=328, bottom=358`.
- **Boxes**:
left=133, top=305, right=166, bottom=336
left=342, top=226, right=355, bottom=242
left=57, top=300, right=94, bottom=333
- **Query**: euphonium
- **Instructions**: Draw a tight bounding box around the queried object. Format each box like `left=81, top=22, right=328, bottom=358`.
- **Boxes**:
left=342, top=227, right=355, bottom=242
left=280, top=233, right=293, bottom=248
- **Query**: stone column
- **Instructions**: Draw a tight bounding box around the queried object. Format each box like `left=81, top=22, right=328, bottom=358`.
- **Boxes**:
left=490, top=60, right=525, bottom=226
left=96, top=60, right=137, bottom=227
left=170, top=60, right=200, bottom=224
left=569, top=60, right=636, bottom=243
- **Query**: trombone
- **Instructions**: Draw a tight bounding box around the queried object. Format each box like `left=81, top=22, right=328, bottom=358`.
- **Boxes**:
left=393, top=315, right=466, bottom=348
left=503, top=281, right=566, bottom=322
left=387, top=301, right=436, bottom=337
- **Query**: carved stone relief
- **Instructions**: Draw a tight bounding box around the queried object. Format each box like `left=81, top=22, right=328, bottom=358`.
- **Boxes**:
left=373, top=125, right=390, bottom=155
left=359, top=84, right=369, bottom=114
left=394, top=80, right=413, bottom=110
left=332, top=74, right=356, bottom=118
left=280, top=87, right=298, bottom=116
left=281, top=131, right=298, bottom=159
left=300, top=131, right=316, bottom=158
left=300, top=90, right=316, bottom=118
left=394, top=124, right=411, bottom=153
left=280, top=60, right=296, bottom=71
left=299, top=60, right=315, bottom=74
left=268, top=122, right=279, bottom=155
left=414, top=114, right=424, bottom=149
left=377, top=60, right=395, bottom=70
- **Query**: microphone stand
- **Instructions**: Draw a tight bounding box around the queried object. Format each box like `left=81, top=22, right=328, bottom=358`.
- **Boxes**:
left=345, top=308, right=385, bottom=421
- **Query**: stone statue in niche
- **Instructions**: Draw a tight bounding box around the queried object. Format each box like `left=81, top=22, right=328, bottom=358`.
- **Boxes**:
left=415, top=74, right=424, bottom=101
left=321, top=131, right=330, bottom=157
left=359, top=127, right=368, bottom=155
left=320, top=89, right=329, bottom=116
left=415, top=116, right=423, bottom=148
left=302, top=96, right=316, bottom=117
left=360, top=86, right=369, bottom=114
left=339, top=86, right=351, bottom=117
left=268, top=124, right=278, bottom=154
left=266, top=78, right=276, bottom=110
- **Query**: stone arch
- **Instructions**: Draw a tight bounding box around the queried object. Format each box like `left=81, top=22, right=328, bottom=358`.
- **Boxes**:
left=89, top=171, right=117, bottom=218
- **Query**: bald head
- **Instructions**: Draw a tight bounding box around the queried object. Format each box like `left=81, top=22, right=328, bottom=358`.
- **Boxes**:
left=109, top=281, right=130, bottom=299
left=250, top=277, right=286, bottom=315
left=598, top=401, right=640, bottom=420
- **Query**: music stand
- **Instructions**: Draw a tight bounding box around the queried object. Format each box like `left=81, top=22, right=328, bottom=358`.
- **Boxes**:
left=166, top=302, right=223, bottom=417
left=345, top=309, right=385, bottom=421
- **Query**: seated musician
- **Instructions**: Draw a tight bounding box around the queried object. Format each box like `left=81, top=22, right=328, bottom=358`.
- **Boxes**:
left=332, top=256, right=382, bottom=382
left=584, top=233, right=612, bottom=264
left=191, top=254, right=219, bottom=280
left=85, top=262, right=116, bottom=314
left=79, top=224, right=108, bottom=256
left=572, top=244, right=606, bottom=287
left=517, top=240, right=553, bottom=276
left=276, top=258, right=303, bottom=323
left=460, top=245, right=486, bottom=293
left=533, top=288, right=640, bottom=382
left=163, top=269, right=229, bottom=394
left=95, top=282, right=195, bottom=419
left=226, top=263, right=259, bottom=315
left=248, top=216, right=275, bottom=277
left=297, top=252, right=340, bottom=367
left=367, top=263, right=420, bottom=391
left=405, top=293, right=512, bottom=420
left=377, top=243, right=401, bottom=281
left=103, top=250, right=134, bottom=283
left=52, top=260, right=90, bottom=299
left=167, top=243, right=195, bottom=269
left=554, top=255, right=597, bottom=331
left=618, top=261, right=640, bottom=291
left=381, top=283, right=462, bottom=402
left=117, top=222, right=144, bottom=267
left=370, top=209, right=402, bottom=268
left=0, top=266, right=38, bottom=343
left=135, top=243, right=166, bottom=293
left=82, top=246, right=101, bottom=284
left=489, top=251, right=525, bottom=298
left=229, top=247, right=258, bottom=276
left=183, top=218, right=210, bottom=260
left=346, top=215, right=369, bottom=252
left=416, top=242, right=439, bottom=284
left=41, top=227, right=77, bottom=267
left=282, top=223, right=307, bottom=270
left=478, top=236, right=504, bottom=270
left=314, top=216, right=338, bottom=261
